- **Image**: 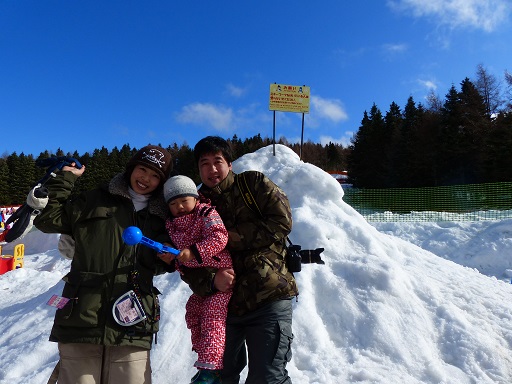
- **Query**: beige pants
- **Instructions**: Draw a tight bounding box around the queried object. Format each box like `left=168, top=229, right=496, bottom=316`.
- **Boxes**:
left=49, top=343, right=152, bottom=384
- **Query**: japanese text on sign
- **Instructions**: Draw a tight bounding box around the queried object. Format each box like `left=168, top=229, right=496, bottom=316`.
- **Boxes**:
left=269, top=84, right=310, bottom=113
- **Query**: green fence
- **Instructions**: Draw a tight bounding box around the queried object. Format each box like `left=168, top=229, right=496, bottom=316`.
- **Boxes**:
left=342, top=182, right=512, bottom=222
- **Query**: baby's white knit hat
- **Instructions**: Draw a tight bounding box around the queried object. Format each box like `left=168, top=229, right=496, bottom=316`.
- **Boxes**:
left=163, top=175, right=199, bottom=203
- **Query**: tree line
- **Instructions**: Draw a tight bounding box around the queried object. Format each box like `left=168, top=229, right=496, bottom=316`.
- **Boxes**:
left=0, top=134, right=349, bottom=206
left=348, top=64, right=512, bottom=188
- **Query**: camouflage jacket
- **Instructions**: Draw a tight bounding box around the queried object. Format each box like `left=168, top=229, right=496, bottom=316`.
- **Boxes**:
left=197, top=170, right=299, bottom=316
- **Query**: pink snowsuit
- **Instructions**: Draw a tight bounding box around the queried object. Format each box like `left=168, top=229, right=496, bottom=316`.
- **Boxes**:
left=165, top=201, right=232, bottom=370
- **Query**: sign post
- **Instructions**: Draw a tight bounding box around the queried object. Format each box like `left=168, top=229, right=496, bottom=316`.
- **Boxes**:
left=269, top=83, right=310, bottom=158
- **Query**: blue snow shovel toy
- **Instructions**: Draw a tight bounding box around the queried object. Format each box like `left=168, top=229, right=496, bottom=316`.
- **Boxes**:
left=122, top=226, right=180, bottom=255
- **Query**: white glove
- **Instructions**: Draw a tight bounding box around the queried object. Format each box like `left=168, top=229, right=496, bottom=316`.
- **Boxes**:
left=26, top=184, right=49, bottom=211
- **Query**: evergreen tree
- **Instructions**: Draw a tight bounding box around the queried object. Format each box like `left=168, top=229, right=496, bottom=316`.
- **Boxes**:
left=348, top=105, right=386, bottom=188
left=242, top=134, right=265, bottom=155
left=459, top=77, right=489, bottom=183
left=366, top=104, right=387, bottom=188
left=34, top=150, right=52, bottom=185
left=169, top=143, right=181, bottom=173
left=74, top=151, right=91, bottom=195
left=325, top=142, right=343, bottom=171
left=79, top=147, right=112, bottom=191
left=55, top=148, right=66, bottom=157
left=484, top=112, right=512, bottom=182
left=348, top=111, right=369, bottom=188
left=0, top=159, right=10, bottom=205
left=229, top=134, right=243, bottom=159
left=438, top=84, right=465, bottom=185
left=383, top=101, right=403, bottom=187
left=118, top=144, right=134, bottom=170
left=398, top=97, right=417, bottom=186
left=304, top=141, right=326, bottom=169
left=7, top=153, right=36, bottom=204
left=173, top=143, right=197, bottom=182
left=109, top=147, right=126, bottom=176
left=411, top=104, right=440, bottom=187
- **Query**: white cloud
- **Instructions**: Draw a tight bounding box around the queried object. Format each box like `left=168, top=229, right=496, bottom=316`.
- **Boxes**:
left=175, top=95, right=350, bottom=139
left=383, top=43, right=408, bottom=54
left=225, top=83, right=246, bottom=98
left=381, top=43, right=409, bottom=61
left=388, top=0, right=511, bottom=32
left=176, top=103, right=234, bottom=131
left=311, top=96, right=349, bottom=123
left=418, top=79, right=438, bottom=90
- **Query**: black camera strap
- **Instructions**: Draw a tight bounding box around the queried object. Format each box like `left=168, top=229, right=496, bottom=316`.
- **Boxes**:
left=236, top=172, right=263, bottom=218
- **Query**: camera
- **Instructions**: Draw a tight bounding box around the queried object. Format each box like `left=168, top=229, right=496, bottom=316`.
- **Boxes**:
left=286, top=244, right=302, bottom=273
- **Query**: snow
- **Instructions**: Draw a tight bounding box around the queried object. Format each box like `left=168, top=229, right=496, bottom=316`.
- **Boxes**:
left=1, top=144, right=511, bottom=384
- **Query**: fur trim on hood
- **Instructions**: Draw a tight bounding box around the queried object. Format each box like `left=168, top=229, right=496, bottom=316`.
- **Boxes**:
left=108, top=173, right=169, bottom=220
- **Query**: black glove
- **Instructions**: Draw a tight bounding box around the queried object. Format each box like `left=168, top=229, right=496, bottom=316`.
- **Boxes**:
left=299, top=248, right=325, bottom=264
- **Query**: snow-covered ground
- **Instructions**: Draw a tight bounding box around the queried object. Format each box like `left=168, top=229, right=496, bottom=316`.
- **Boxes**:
left=1, top=144, right=511, bottom=383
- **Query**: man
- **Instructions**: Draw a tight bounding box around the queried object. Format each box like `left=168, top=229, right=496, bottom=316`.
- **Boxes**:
left=191, top=136, right=298, bottom=384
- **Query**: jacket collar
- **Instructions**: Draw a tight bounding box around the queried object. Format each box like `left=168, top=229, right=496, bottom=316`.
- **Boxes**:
left=108, top=173, right=168, bottom=220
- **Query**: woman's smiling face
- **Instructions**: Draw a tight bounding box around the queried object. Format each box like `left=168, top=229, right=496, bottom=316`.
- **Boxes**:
left=130, top=165, right=162, bottom=194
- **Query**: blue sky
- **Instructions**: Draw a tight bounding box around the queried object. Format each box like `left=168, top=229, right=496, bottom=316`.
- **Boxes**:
left=1, top=0, right=511, bottom=156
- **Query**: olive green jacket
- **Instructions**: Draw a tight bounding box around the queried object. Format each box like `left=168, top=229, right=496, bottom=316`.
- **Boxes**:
left=197, top=170, right=299, bottom=316
left=34, top=171, right=174, bottom=349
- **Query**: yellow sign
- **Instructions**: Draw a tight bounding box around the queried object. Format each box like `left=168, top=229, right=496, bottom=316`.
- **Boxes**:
left=269, top=84, right=310, bottom=113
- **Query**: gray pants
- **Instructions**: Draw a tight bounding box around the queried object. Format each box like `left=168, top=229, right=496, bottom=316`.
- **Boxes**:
left=222, top=299, right=294, bottom=384
left=48, top=343, right=151, bottom=384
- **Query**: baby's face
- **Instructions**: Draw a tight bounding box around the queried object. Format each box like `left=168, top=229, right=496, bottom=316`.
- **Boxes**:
left=169, top=196, right=197, bottom=217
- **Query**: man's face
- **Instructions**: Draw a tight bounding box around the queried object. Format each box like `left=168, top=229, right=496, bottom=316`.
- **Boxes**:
left=198, top=151, right=232, bottom=188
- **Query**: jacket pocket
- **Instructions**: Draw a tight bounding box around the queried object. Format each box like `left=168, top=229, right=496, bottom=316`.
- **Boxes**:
left=54, top=271, right=109, bottom=328
left=259, top=252, right=291, bottom=288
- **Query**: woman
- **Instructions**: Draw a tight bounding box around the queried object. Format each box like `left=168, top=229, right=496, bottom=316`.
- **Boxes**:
left=35, top=145, right=181, bottom=384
